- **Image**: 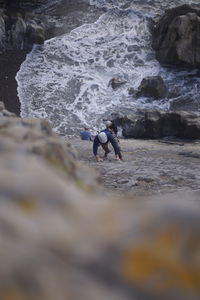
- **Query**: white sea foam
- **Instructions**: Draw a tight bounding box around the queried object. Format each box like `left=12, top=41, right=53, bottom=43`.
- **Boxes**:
left=16, top=0, right=200, bottom=137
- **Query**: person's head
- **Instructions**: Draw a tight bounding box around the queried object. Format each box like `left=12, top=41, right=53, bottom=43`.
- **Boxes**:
left=84, top=127, right=90, bottom=131
left=98, top=132, right=108, bottom=144
left=105, top=120, right=112, bottom=128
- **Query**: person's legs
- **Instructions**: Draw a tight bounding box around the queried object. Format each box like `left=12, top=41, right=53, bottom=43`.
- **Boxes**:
left=112, top=134, right=122, bottom=159
left=101, top=142, right=111, bottom=157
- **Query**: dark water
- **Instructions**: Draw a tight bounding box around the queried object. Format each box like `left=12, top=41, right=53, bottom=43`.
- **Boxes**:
left=16, top=0, right=200, bottom=136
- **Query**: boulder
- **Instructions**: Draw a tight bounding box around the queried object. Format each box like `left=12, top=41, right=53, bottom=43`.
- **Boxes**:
left=113, top=109, right=200, bottom=139
left=108, top=77, right=127, bottom=90
left=136, top=76, right=168, bottom=99
left=152, top=5, right=200, bottom=68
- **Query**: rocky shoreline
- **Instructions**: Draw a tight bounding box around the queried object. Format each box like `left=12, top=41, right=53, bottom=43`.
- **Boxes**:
left=71, top=137, right=200, bottom=197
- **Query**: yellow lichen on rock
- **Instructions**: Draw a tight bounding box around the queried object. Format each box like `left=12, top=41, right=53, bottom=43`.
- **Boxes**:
left=121, top=220, right=200, bottom=298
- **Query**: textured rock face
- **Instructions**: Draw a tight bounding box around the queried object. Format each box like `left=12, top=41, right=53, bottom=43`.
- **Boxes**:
left=0, top=0, right=49, bottom=10
left=0, top=9, right=45, bottom=50
left=152, top=5, right=200, bottom=68
left=113, top=110, right=200, bottom=139
left=0, top=103, right=200, bottom=299
left=136, top=76, right=168, bottom=99
left=0, top=193, right=199, bottom=300
left=0, top=1, right=48, bottom=51
left=0, top=102, right=100, bottom=190
left=169, top=93, right=200, bottom=111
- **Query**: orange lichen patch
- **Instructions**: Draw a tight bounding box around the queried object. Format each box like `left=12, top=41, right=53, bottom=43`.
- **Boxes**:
left=17, top=197, right=38, bottom=214
left=121, top=226, right=200, bottom=295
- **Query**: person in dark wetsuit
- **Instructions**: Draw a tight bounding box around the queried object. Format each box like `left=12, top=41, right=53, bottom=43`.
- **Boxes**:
left=93, top=130, right=122, bottom=162
left=104, top=120, right=122, bottom=159
left=105, top=120, right=118, bottom=135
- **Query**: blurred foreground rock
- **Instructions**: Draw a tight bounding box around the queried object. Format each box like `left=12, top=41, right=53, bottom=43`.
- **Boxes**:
left=0, top=103, right=200, bottom=300
left=0, top=102, right=100, bottom=192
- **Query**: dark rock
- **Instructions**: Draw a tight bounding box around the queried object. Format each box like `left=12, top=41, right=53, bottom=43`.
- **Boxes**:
left=178, top=151, right=200, bottom=158
left=10, top=15, right=26, bottom=49
left=137, top=176, right=155, bottom=183
left=169, top=94, right=200, bottom=111
left=108, top=77, right=127, bottom=90
left=25, top=18, right=45, bottom=46
left=128, top=87, right=137, bottom=96
left=123, top=117, right=146, bottom=138
left=0, top=11, right=5, bottom=48
left=136, top=76, right=168, bottom=99
left=0, top=9, right=45, bottom=50
left=152, top=5, right=200, bottom=68
left=113, top=110, right=200, bottom=139
left=168, top=86, right=182, bottom=99
left=0, top=0, right=49, bottom=11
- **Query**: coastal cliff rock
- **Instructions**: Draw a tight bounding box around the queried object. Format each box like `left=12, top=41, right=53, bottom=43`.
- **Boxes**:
left=0, top=9, right=45, bottom=50
left=113, top=110, right=200, bottom=139
left=0, top=103, right=200, bottom=300
left=169, top=93, right=200, bottom=111
left=0, top=0, right=49, bottom=10
left=136, top=76, right=168, bottom=99
left=152, top=4, right=200, bottom=68
left=0, top=1, right=54, bottom=51
left=0, top=0, right=103, bottom=116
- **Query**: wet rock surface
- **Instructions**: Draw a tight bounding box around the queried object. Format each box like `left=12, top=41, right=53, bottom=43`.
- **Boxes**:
left=113, top=110, right=200, bottom=139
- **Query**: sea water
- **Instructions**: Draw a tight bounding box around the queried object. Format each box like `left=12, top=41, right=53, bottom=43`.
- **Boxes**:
left=16, top=0, right=200, bottom=136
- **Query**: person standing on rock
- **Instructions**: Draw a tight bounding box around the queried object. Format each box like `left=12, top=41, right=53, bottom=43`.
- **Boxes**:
left=93, top=130, right=122, bottom=162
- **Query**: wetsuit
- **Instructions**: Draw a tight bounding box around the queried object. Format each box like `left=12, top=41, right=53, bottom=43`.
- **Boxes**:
left=93, top=129, right=121, bottom=157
